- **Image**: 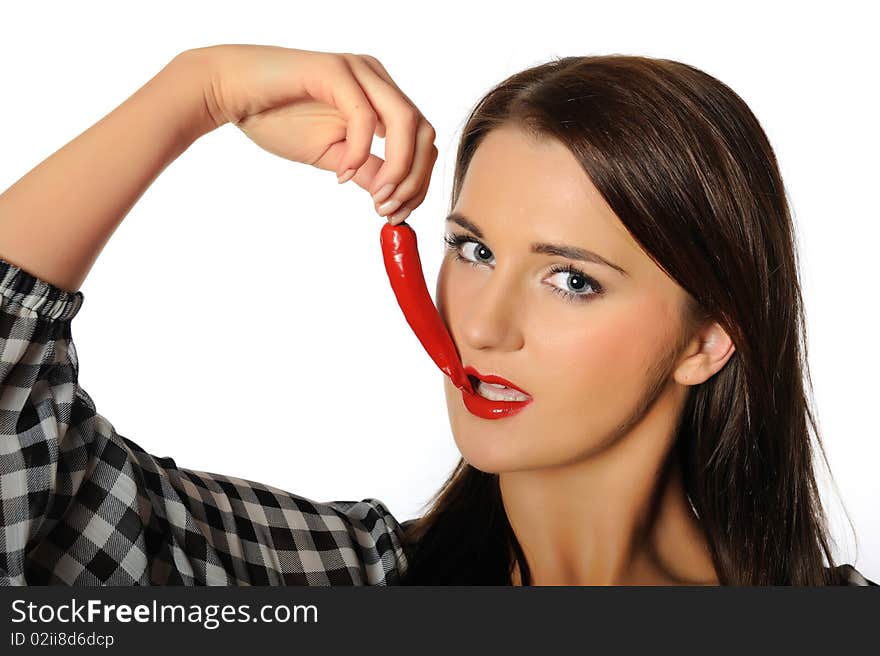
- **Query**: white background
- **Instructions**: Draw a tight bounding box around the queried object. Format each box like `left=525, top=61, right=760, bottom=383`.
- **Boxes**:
left=1, top=0, right=876, bottom=582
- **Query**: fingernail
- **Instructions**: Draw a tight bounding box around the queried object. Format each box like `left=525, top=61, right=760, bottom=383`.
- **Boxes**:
left=377, top=198, right=403, bottom=216
left=337, top=169, right=356, bottom=184
left=388, top=204, right=411, bottom=224
left=372, top=183, right=396, bottom=204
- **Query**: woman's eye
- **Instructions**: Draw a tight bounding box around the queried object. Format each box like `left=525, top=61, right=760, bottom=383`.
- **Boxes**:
left=456, top=237, right=494, bottom=265
left=443, top=233, right=604, bottom=304
left=545, top=266, right=603, bottom=303
left=443, top=233, right=494, bottom=268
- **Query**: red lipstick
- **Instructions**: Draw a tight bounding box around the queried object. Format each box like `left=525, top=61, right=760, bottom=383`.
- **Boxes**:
left=461, top=365, right=533, bottom=420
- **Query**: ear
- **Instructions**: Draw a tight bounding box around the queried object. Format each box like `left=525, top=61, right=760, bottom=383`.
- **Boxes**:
left=673, top=321, right=736, bottom=386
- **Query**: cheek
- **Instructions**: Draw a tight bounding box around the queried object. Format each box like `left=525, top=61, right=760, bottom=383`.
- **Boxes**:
left=436, top=259, right=483, bottom=340
left=531, top=297, right=677, bottom=416
left=439, top=278, right=682, bottom=470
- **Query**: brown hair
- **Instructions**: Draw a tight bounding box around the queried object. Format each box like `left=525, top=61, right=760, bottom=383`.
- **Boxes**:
left=399, top=54, right=856, bottom=585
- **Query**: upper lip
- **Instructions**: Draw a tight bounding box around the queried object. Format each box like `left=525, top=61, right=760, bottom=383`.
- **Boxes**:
left=463, top=365, right=531, bottom=398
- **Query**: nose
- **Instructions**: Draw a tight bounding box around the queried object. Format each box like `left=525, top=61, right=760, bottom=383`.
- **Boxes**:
left=456, top=264, right=526, bottom=353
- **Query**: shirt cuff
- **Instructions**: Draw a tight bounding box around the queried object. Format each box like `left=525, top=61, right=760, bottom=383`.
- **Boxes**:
left=0, top=257, right=85, bottom=322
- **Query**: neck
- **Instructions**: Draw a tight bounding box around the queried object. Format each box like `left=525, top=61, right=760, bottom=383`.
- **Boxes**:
left=502, top=381, right=719, bottom=586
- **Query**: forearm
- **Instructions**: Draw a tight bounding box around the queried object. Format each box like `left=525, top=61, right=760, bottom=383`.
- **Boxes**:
left=0, top=50, right=217, bottom=293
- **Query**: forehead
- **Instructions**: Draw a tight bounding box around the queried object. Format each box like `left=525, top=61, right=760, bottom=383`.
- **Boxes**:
left=455, top=125, right=640, bottom=265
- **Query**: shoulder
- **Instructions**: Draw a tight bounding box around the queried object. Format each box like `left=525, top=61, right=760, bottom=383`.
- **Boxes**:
left=322, top=497, right=411, bottom=584
left=830, top=564, right=877, bottom=586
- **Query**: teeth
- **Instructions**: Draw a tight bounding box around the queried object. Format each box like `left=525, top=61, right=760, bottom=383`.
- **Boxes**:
left=475, top=381, right=529, bottom=402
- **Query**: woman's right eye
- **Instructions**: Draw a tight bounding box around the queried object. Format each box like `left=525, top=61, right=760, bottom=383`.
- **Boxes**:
left=443, top=233, right=494, bottom=267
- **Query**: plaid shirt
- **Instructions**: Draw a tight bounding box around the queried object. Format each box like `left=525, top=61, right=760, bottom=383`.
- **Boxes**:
left=0, top=257, right=412, bottom=585
left=0, top=257, right=874, bottom=587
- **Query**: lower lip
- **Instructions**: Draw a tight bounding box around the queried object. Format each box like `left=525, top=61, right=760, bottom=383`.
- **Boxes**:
left=461, top=381, right=533, bottom=419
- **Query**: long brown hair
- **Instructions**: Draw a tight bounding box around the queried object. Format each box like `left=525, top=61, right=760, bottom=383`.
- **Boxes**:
left=399, top=54, right=856, bottom=585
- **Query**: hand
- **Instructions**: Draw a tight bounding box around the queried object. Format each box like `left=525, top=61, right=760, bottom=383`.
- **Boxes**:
left=185, top=44, right=438, bottom=224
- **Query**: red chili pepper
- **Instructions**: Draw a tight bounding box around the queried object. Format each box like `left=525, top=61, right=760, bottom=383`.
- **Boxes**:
left=380, top=220, right=474, bottom=395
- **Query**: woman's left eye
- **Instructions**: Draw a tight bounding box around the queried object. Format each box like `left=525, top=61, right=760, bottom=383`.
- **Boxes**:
left=443, top=233, right=603, bottom=304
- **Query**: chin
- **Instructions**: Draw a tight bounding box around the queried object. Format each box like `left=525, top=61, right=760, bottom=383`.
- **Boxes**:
left=443, top=379, right=543, bottom=474
left=458, top=451, right=508, bottom=475
left=448, top=421, right=532, bottom=475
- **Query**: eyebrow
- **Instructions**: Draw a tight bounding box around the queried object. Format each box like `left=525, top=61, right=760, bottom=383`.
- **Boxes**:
left=445, top=212, right=630, bottom=277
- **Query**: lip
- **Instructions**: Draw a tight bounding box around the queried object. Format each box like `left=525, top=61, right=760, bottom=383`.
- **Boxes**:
left=463, top=366, right=531, bottom=397
left=460, top=365, right=533, bottom=420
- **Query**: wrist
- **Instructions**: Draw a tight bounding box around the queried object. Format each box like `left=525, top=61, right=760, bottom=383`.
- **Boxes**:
left=161, top=48, right=227, bottom=139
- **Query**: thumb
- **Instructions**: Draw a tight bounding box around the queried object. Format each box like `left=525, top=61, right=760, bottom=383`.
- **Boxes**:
left=321, top=144, right=385, bottom=192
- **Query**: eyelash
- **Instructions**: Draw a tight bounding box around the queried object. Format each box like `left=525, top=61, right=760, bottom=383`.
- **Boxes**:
left=443, top=233, right=604, bottom=304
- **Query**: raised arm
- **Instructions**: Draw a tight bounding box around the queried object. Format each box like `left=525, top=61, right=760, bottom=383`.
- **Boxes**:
left=0, top=46, right=436, bottom=585
left=0, top=50, right=215, bottom=293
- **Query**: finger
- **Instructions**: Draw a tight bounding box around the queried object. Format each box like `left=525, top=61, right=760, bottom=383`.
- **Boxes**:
left=310, top=55, right=379, bottom=177
left=376, top=119, right=437, bottom=217
left=358, top=54, right=418, bottom=109
left=387, top=144, right=439, bottom=226
left=359, top=58, right=395, bottom=140
left=318, top=141, right=386, bottom=188
left=411, top=144, right=439, bottom=208
left=359, top=55, right=396, bottom=139
left=343, top=54, right=425, bottom=200
left=357, top=55, right=439, bottom=204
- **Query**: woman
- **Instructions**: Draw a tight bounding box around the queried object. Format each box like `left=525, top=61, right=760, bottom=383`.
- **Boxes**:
left=0, top=45, right=873, bottom=586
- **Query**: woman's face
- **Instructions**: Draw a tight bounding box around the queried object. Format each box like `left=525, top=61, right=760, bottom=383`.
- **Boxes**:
left=437, top=124, right=694, bottom=473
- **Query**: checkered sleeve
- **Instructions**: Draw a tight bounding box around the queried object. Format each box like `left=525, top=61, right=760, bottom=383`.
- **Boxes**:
left=0, top=256, right=409, bottom=586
